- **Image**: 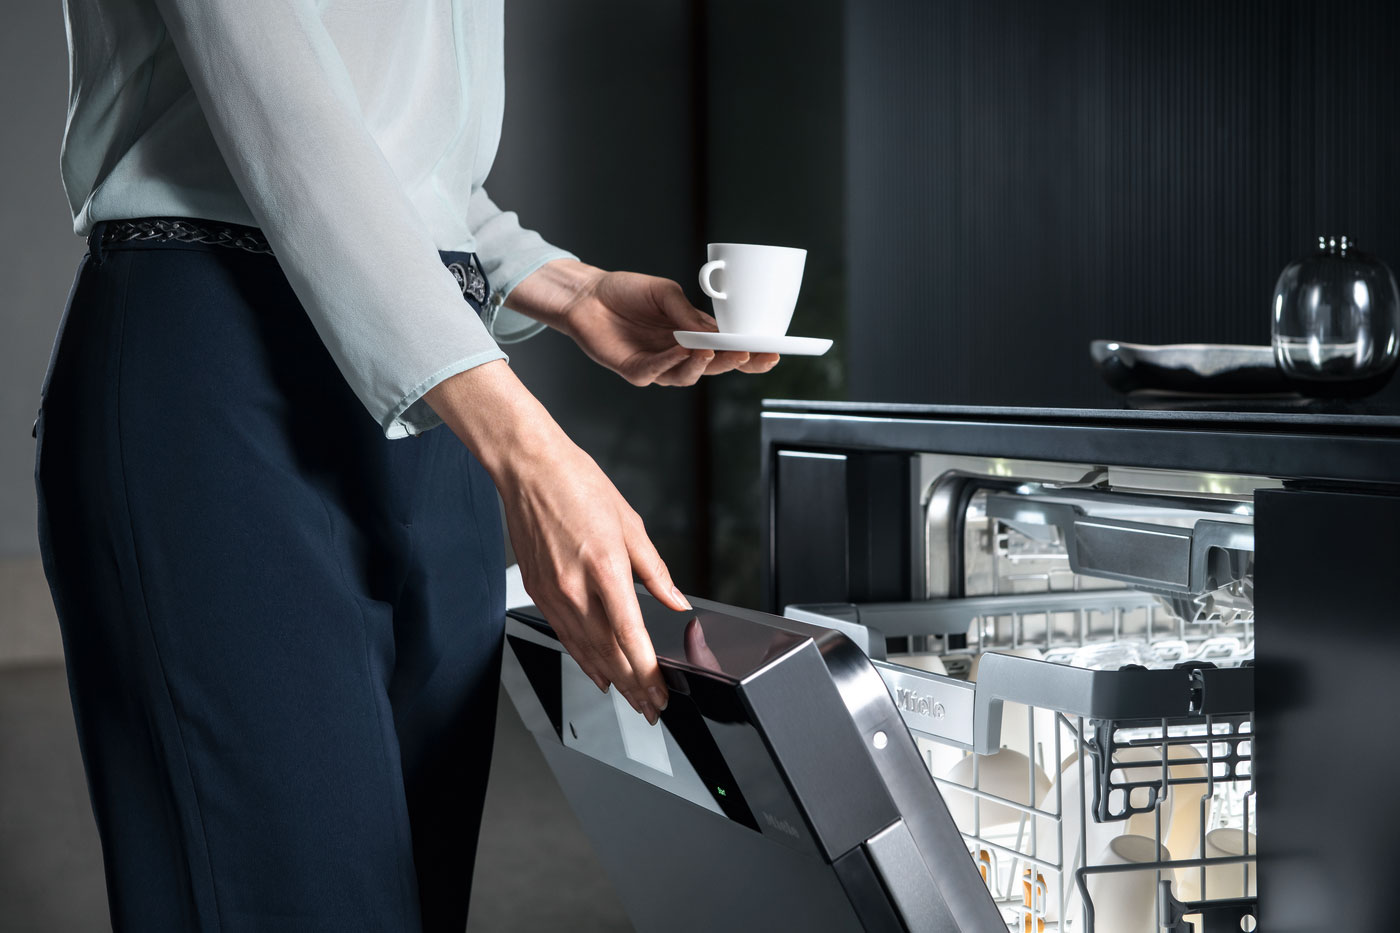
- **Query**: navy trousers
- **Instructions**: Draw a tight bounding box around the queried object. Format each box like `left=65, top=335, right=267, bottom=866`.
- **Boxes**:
left=34, top=228, right=506, bottom=932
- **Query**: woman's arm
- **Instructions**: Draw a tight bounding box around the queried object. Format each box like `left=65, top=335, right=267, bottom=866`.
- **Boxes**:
left=154, top=0, right=683, bottom=720
left=469, top=184, right=779, bottom=384
left=425, top=361, right=682, bottom=722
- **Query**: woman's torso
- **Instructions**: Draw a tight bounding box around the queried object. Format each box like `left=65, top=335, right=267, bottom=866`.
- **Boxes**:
left=61, top=0, right=505, bottom=253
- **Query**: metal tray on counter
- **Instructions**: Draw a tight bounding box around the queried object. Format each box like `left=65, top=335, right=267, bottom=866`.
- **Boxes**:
left=1090, top=340, right=1292, bottom=395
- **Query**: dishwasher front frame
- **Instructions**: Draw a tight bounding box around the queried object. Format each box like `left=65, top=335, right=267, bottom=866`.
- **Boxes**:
left=760, top=400, right=1400, bottom=932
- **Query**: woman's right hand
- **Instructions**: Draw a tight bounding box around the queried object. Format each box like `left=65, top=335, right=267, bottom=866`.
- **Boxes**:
left=424, top=360, right=687, bottom=724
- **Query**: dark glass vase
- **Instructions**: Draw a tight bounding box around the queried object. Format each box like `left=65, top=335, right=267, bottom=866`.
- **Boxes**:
left=1271, top=236, right=1400, bottom=397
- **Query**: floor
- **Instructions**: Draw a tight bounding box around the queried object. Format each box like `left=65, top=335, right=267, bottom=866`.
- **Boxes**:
left=0, top=664, right=632, bottom=933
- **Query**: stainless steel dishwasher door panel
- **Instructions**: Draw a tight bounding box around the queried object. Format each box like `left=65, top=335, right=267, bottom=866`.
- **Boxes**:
left=535, top=740, right=875, bottom=933
left=501, top=595, right=1004, bottom=932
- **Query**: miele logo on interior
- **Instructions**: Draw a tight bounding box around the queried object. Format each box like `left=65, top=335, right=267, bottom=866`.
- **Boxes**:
left=895, top=687, right=946, bottom=721
left=762, top=811, right=802, bottom=839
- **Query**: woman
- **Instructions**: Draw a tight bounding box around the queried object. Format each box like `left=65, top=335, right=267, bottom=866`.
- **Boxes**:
left=37, top=2, right=776, bottom=930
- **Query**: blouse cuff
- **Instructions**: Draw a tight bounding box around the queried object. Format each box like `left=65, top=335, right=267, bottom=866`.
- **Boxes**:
left=483, top=247, right=578, bottom=345
left=382, top=347, right=509, bottom=438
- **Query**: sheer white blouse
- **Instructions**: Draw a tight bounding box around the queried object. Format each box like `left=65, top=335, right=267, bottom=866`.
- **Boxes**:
left=61, top=0, right=574, bottom=437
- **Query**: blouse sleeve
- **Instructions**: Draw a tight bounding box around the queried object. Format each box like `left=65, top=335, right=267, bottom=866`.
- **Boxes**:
left=467, top=185, right=576, bottom=345
left=153, top=0, right=507, bottom=438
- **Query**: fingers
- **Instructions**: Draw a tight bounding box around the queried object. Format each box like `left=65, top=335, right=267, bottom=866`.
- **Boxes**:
left=692, top=309, right=721, bottom=332
left=534, top=595, right=611, bottom=694
left=738, top=352, right=780, bottom=373
left=545, top=583, right=660, bottom=723
left=570, top=510, right=689, bottom=722
left=539, top=525, right=680, bottom=723
left=703, top=351, right=751, bottom=375
left=652, top=278, right=714, bottom=331
left=596, top=575, right=668, bottom=722
left=626, top=345, right=693, bottom=386
left=625, top=512, right=690, bottom=612
left=653, top=349, right=715, bottom=386
left=649, top=349, right=779, bottom=385
left=503, top=435, right=680, bottom=727
left=621, top=514, right=686, bottom=718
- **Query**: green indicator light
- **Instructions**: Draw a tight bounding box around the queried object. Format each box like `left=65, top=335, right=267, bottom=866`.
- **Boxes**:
left=716, top=787, right=727, bottom=797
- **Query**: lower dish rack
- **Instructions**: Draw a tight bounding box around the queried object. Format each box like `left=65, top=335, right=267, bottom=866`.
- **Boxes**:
left=789, top=598, right=1257, bottom=933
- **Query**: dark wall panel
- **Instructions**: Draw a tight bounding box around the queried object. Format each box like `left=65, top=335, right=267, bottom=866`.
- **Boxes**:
left=704, top=0, right=847, bottom=605
left=846, top=0, right=1400, bottom=407
left=491, top=1, right=707, bottom=588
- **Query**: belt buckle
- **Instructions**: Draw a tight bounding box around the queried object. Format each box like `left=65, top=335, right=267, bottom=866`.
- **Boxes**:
left=448, top=260, right=488, bottom=304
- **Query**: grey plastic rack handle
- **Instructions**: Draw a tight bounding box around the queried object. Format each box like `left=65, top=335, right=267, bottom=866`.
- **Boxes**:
left=986, top=494, right=1254, bottom=596
left=970, top=652, right=1254, bottom=754
left=786, top=588, right=1161, bottom=640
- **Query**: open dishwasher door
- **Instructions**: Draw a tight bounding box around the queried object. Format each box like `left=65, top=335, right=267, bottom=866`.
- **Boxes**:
left=501, top=592, right=1002, bottom=933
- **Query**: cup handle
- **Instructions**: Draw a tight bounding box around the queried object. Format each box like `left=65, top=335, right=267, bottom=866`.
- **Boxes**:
left=698, top=260, right=727, bottom=300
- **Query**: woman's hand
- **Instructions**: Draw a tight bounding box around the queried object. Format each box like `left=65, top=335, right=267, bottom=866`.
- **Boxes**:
left=508, top=259, right=779, bottom=385
left=425, top=360, right=685, bottom=724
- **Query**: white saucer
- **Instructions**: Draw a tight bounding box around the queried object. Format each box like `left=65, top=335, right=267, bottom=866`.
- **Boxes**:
left=673, top=331, right=833, bottom=356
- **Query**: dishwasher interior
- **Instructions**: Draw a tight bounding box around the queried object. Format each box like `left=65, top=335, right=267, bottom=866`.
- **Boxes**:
left=785, top=454, right=1266, bottom=932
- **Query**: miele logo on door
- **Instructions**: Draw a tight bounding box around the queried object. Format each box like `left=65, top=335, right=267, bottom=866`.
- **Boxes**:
left=762, top=811, right=802, bottom=839
left=895, top=687, right=946, bottom=721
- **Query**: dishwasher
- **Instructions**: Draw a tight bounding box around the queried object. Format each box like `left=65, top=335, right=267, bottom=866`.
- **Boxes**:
left=501, top=402, right=1400, bottom=932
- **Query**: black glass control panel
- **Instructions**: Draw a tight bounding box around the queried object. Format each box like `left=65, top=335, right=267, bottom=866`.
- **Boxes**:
left=507, top=602, right=826, bottom=858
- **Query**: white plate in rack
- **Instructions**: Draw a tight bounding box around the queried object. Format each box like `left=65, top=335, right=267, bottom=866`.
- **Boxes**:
left=673, top=330, right=833, bottom=356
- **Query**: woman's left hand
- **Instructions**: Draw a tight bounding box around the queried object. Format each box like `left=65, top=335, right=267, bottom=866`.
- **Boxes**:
left=508, top=259, right=779, bottom=386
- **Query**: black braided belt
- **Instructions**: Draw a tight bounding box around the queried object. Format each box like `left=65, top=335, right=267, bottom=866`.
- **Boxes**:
left=96, top=217, right=491, bottom=304
left=446, top=258, right=489, bottom=304
left=100, top=217, right=274, bottom=255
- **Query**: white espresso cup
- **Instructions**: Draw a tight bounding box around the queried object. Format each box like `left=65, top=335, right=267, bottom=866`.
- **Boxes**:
left=1199, top=828, right=1257, bottom=899
left=698, top=243, right=807, bottom=335
left=1086, top=835, right=1173, bottom=932
left=941, top=747, right=1053, bottom=835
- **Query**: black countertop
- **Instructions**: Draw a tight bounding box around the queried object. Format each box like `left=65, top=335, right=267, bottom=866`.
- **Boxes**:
left=761, top=398, right=1400, bottom=434
left=759, top=399, right=1400, bottom=484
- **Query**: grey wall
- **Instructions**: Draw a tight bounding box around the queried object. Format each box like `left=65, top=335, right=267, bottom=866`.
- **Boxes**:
left=1, top=4, right=87, bottom=558
left=1, top=3, right=85, bottom=664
